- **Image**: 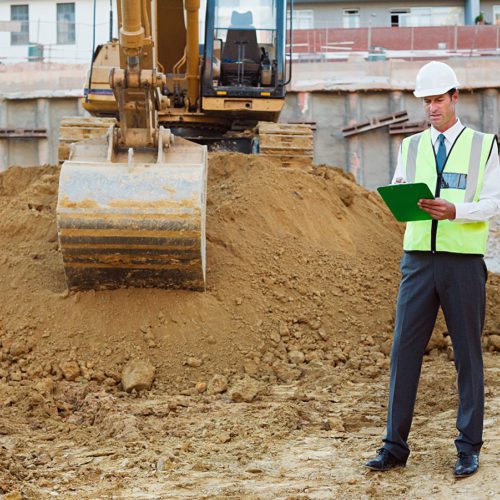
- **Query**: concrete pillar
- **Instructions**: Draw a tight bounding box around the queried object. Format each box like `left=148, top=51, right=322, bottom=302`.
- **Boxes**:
left=389, top=90, right=404, bottom=180
left=389, top=135, right=404, bottom=182
left=36, top=98, right=50, bottom=165
left=0, top=98, right=7, bottom=172
left=389, top=90, right=404, bottom=112
left=464, top=0, right=480, bottom=25
left=345, top=91, right=364, bottom=185
left=481, top=88, right=499, bottom=135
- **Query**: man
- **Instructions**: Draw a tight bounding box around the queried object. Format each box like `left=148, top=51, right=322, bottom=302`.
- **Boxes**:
left=365, top=61, right=500, bottom=477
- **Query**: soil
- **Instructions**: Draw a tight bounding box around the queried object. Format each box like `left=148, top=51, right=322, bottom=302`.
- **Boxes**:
left=485, top=216, right=500, bottom=273
left=0, top=154, right=498, bottom=499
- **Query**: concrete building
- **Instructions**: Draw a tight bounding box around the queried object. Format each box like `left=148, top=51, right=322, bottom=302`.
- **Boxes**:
left=0, top=0, right=116, bottom=64
left=293, top=1, right=500, bottom=28
left=0, top=2, right=498, bottom=188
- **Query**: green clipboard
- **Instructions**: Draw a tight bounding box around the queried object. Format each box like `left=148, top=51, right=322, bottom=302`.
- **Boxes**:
left=377, top=182, right=434, bottom=222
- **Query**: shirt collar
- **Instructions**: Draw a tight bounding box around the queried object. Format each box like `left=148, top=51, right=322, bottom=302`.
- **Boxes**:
left=430, top=118, right=464, bottom=145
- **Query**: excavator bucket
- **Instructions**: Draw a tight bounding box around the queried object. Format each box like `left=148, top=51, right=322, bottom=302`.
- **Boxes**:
left=57, top=133, right=207, bottom=291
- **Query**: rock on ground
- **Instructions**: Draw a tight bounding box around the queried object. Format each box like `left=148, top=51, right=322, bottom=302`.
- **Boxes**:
left=59, top=360, right=81, bottom=381
left=207, top=374, right=228, bottom=395
left=121, top=360, right=155, bottom=392
left=229, top=376, right=261, bottom=403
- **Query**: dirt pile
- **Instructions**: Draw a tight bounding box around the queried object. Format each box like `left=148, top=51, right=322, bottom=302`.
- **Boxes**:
left=0, top=155, right=498, bottom=394
left=0, top=154, right=499, bottom=497
left=0, top=157, right=400, bottom=392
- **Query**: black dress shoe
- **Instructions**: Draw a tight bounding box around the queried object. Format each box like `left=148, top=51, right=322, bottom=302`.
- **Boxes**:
left=454, top=452, right=479, bottom=477
left=365, top=448, right=406, bottom=471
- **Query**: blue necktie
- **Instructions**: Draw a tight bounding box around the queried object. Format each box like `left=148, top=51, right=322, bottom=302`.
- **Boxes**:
left=436, top=133, right=447, bottom=173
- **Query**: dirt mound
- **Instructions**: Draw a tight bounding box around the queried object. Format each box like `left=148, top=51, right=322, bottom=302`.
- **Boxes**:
left=0, top=155, right=498, bottom=395
left=0, top=156, right=396, bottom=390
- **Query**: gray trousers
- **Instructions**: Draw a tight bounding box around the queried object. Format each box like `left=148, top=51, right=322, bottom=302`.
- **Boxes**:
left=383, top=251, right=487, bottom=462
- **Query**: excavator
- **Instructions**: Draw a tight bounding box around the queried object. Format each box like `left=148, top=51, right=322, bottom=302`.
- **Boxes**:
left=57, top=0, right=313, bottom=291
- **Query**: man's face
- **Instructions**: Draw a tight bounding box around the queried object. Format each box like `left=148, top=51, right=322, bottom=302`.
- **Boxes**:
left=423, top=91, right=458, bottom=131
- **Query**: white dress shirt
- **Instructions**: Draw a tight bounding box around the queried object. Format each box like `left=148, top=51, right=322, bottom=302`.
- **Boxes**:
left=392, top=118, right=500, bottom=223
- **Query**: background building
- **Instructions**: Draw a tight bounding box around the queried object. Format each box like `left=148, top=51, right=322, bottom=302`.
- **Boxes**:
left=0, top=0, right=116, bottom=64
left=1, top=0, right=500, bottom=64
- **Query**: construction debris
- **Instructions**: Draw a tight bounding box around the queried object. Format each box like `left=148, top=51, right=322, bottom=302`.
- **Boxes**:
left=342, top=111, right=409, bottom=137
left=58, top=116, right=116, bottom=162
left=389, top=120, right=430, bottom=135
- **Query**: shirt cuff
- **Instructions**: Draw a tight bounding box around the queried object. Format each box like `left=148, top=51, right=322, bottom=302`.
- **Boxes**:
left=454, top=203, right=468, bottom=221
left=453, top=202, right=482, bottom=223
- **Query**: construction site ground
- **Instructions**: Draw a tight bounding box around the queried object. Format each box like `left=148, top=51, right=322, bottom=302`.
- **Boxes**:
left=0, top=154, right=498, bottom=499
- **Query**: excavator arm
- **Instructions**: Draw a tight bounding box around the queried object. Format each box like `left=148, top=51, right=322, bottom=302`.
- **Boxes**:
left=110, top=0, right=165, bottom=148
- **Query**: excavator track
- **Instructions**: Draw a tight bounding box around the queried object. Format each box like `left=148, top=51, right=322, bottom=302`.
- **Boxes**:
left=58, top=117, right=117, bottom=162
left=59, top=118, right=314, bottom=164
left=257, top=122, right=314, bottom=167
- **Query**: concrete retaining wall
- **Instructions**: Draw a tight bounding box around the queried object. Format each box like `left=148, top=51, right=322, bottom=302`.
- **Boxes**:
left=0, top=96, right=82, bottom=169
left=282, top=87, right=499, bottom=189
left=1, top=59, right=498, bottom=190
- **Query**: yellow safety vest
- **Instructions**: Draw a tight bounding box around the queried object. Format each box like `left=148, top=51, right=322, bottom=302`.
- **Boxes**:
left=400, top=127, right=495, bottom=254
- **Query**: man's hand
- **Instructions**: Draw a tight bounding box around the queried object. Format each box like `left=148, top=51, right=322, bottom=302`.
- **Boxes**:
left=394, top=177, right=406, bottom=184
left=418, top=198, right=456, bottom=220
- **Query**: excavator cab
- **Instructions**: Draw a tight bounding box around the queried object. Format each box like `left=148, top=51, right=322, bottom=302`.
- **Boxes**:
left=219, top=11, right=262, bottom=87
left=201, top=0, right=288, bottom=122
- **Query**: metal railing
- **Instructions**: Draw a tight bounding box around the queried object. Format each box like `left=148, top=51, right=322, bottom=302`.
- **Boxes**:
left=286, top=25, right=500, bottom=62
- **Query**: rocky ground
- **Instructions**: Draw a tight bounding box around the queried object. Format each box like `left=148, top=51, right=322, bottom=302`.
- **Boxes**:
left=0, top=155, right=498, bottom=499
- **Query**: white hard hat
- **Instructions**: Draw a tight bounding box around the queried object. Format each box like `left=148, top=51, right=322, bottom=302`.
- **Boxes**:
left=413, top=61, right=461, bottom=98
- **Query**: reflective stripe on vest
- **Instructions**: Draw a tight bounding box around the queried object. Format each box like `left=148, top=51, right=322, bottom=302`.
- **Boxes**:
left=464, top=131, right=486, bottom=202
left=400, top=127, right=494, bottom=255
